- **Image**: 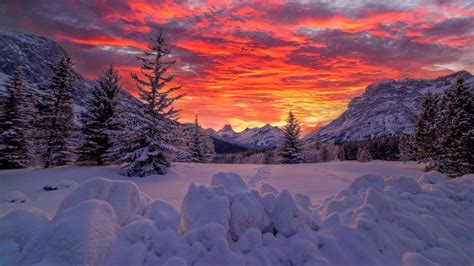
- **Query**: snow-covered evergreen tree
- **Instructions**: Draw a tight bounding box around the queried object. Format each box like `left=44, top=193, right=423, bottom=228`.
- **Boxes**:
left=36, top=56, right=77, bottom=168
left=78, top=66, right=122, bottom=165
left=435, top=77, right=473, bottom=176
left=281, top=111, right=303, bottom=164
left=0, top=68, right=36, bottom=168
left=357, top=146, right=372, bottom=162
left=107, top=31, right=183, bottom=177
left=398, top=134, right=415, bottom=163
left=318, top=144, right=330, bottom=162
left=413, top=91, right=439, bottom=163
left=188, top=115, right=215, bottom=163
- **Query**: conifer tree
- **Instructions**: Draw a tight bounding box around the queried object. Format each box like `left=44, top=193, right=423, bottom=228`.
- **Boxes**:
left=398, top=134, right=415, bottom=163
left=107, top=31, right=183, bottom=177
left=281, top=111, right=303, bottom=163
left=413, top=91, right=439, bottom=163
left=319, top=144, right=330, bottom=162
left=37, top=56, right=77, bottom=168
left=188, top=115, right=216, bottom=163
left=0, top=68, right=36, bottom=168
left=78, top=66, right=122, bottom=165
left=357, top=145, right=372, bottom=162
left=435, top=77, right=473, bottom=176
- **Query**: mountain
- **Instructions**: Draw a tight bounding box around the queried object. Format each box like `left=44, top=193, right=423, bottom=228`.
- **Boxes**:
left=210, top=124, right=284, bottom=149
left=0, top=27, right=94, bottom=107
left=305, top=71, right=474, bottom=143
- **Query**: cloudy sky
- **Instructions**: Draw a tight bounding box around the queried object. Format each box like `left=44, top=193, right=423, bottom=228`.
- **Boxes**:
left=1, top=0, right=473, bottom=133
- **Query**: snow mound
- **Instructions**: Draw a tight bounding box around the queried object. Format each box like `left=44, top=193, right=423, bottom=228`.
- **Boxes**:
left=58, top=177, right=143, bottom=225
left=21, top=200, right=118, bottom=265
left=0, top=208, right=49, bottom=264
left=143, top=200, right=180, bottom=232
left=211, top=172, right=248, bottom=193
left=180, top=183, right=230, bottom=232
left=2, top=171, right=474, bottom=265
left=0, top=191, right=28, bottom=203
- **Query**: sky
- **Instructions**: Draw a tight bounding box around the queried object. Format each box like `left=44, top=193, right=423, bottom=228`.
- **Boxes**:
left=1, top=0, right=473, bottom=134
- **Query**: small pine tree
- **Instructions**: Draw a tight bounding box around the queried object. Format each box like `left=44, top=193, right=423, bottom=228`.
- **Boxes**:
left=281, top=111, right=303, bottom=163
left=357, top=145, right=372, bottom=162
left=107, top=31, right=184, bottom=177
left=413, top=91, right=439, bottom=163
left=398, top=134, right=415, bottom=163
left=319, top=144, right=330, bottom=162
left=37, top=56, right=77, bottom=168
left=435, top=77, right=474, bottom=177
left=0, top=68, right=36, bottom=168
left=186, top=115, right=216, bottom=163
left=78, top=66, right=122, bottom=165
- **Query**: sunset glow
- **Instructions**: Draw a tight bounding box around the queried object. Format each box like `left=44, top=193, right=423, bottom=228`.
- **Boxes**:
left=2, top=0, right=473, bottom=133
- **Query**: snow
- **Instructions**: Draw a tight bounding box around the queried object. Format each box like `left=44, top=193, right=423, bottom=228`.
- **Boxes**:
left=1, top=162, right=473, bottom=265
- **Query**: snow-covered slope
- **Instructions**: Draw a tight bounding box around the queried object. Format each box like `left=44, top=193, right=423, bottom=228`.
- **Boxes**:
left=1, top=163, right=473, bottom=265
left=305, top=71, right=474, bottom=143
left=0, top=27, right=95, bottom=107
left=211, top=124, right=284, bottom=149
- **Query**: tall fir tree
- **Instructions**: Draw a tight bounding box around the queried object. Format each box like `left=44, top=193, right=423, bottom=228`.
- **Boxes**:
left=78, top=66, right=122, bottom=165
left=435, top=77, right=474, bottom=176
left=0, top=68, right=36, bottom=168
left=188, top=115, right=215, bottom=163
left=398, top=134, right=415, bottom=163
left=281, top=111, right=303, bottom=163
left=37, top=56, right=77, bottom=168
left=413, top=91, right=439, bottom=163
left=107, top=31, right=183, bottom=177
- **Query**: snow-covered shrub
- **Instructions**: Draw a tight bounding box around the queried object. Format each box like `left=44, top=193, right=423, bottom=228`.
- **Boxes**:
left=21, top=200, right=118, bottom=265
left=58, top=177, right=142, bottom=225
left=211, top=172, right=249, bottom=194
left=180, top=183, right=230, bottom=232
left=143, top=200, right=180, bottom=232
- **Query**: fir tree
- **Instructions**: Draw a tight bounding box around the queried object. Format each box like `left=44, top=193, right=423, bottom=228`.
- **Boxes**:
left=435, top=77, right=474, bottom=176
left=357, top=145, right=372, bottom=162
left=78, top=66, right=122, bottom=165
left=398, top=134, right=415, bottom=163
left=0, top=68, right=36, bottom=168
left=413, top=91, right=439, bottom=163
left=37, top=56, right=77, bottom=168
left=281, top=111, right=303, bottom=163
left=107, top=31, right=184, bottom=177
left=192, top=115, right=215, bottom=163
left=319, top=144, right=330, bottom=162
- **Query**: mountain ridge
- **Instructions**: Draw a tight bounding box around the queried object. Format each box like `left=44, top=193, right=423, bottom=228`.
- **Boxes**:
left=305, top=70, right=474, bottom=143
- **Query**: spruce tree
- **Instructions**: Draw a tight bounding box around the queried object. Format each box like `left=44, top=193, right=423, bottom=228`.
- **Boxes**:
left=37, top=56, right=77, bottom=168
left=357, top=145, right=372, bottom=162
left=78, top=66, right=121, bottom=165
left=188, top=115, right=215, bottom=163
left=413, top=91, right=439, bottom=163
left=435, top=77, right=474, bottom=176
left=398, top=134, right=415, bottom=163
left=107, top=31, right=183, bottom=177
left=319, top=144, right=330, bottom=162
left=281, top=111, right=303, bottom=163
left=0, top=68, right=36, bottom=168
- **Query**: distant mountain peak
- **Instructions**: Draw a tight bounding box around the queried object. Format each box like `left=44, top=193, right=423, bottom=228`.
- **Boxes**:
left=214, top=123, right=284, bottom=149
left=305, top=70, right=474, bottom=143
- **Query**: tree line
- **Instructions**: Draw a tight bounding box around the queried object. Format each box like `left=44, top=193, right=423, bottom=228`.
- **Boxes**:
left=0, top=31, right=215, bottom=177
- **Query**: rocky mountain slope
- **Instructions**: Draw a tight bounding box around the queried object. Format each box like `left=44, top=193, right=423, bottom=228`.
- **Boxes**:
left=208, top=124, right=284, bottom=149
left=305, top=71, right=474, bottom=143
left=0, top=27, right=94, bottom=107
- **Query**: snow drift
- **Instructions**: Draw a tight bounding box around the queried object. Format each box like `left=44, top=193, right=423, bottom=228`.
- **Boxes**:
left=1, top=171, right=473, bottom=265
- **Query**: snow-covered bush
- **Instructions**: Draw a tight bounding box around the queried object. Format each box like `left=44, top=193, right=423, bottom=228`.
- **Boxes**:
left=1, top=170, right=474, bottom=265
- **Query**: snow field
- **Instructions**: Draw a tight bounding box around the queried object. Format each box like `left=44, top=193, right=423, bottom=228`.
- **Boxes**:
left=1, top=169, right=473, bottom=265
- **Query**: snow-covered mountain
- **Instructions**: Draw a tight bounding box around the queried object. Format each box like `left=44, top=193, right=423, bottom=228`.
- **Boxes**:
left=305, top=71, right=474, bottom=143
left=208, top=124, right=284, bottom=149
left=0, top=27, right=95, bottom=107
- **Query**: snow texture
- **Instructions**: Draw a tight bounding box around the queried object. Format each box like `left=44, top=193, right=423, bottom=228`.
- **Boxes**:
left=1, top=169, right=474, bottom=265
left=58, top=177, right=142, bottom=226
